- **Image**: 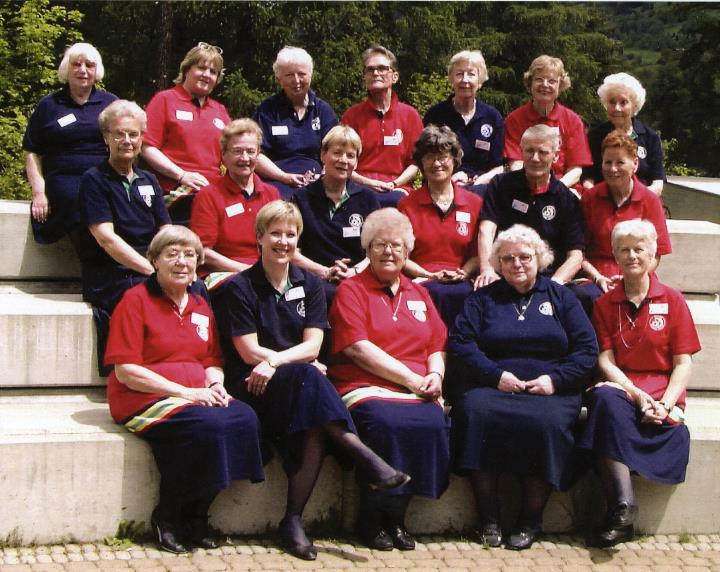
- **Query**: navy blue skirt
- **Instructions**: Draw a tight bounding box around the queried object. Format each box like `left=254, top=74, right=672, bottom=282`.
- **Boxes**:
left=349, top=398, right=450, bottom=498
left=233, top=363, right=356, bottom=473
left=141, top=400, right=265, bottom=499
left=32, top=174, right=84, bottom=244
left=577, top=385, right=690, bottom=484
left=451, top=387, right=581, bottom=489
left=421, top=280, right=473, bottom=328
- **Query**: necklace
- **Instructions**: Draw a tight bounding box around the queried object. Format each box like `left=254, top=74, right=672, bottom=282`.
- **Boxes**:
left=512, top=293, right=534, bottom=321
left=618, top=304, right=647, bottom=349
left=382, top=292, right=403, bottom=321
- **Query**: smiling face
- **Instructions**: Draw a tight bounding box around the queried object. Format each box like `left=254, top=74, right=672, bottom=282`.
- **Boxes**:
left=277, top=62, right=312, bottom=101
left=367, top=229, right=407, bottom=284
left=605, top=86, right=635, bottom=129
left=258, top=219, right=299, bottom=266
left=223, top=132, right=260, bottom=186
left=67, top=54, right=97, bottom=92
left=497, top=241, right=538, bottom=292
left=450, top=61, right=480, bottom=98
left=614, top=235, right=653, bottom=278
left=421, top=151, right=454, bottom=186
left=363, top=53, right=398, bottom=93
left=602, top=146, right=638, bottom=191
left=183, top=59, right=219, bottom=99
left=104, top=115, right=143, bottom=164
left=530, top=70, right=560, bottom=107
left=521, top=136, right=558, bottom=180
left=321, top=143, right=358, bottom=183
left=154, top=243, right=198, bottom=292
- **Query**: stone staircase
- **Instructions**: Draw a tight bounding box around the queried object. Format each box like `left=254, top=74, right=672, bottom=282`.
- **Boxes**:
left=1, top=198, right=719, bottom=545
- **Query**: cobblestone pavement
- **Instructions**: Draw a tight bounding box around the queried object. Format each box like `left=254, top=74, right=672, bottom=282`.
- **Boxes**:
left=2, top=534, right=720, bottom=572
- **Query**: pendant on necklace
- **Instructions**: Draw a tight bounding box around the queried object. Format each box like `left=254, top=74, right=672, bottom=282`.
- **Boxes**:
left=392, top=316, right=398, bottom=322
left=518, top=315, right=525, bottom=321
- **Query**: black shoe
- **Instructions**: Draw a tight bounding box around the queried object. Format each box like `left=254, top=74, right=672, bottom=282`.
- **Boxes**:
left=151, top=515, right=188, bottom=554
left=278, top=517, right=317, bottom=561
left=388, top=525, right=415, bottom=550
left=478, top=522, right=502, bottom=547
left=359, top=525, right=394, bottom=550
left=610, top=502, right=638, bottom=528
left=587, top=502, right=638, bottom=548
left=369, top=470, right=411, bottom=492
left=188, top=518, right=219, bottom=550
left=505, top=525, right=540, bottom=551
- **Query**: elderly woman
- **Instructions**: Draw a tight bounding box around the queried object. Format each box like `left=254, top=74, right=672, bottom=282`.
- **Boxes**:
left=78, top=100, right=171, bottom=371
left=23, top=42, right=117, bottom=244
left=292, top=125, right=380, bottom=304
left=578, top=219, right=700, bottom=547
left=477, top=125, right=585, bottom=291
left=504, top=55, right=592, bottom=189
left=329, top=208, right=450, bottom=551
left=142, top=43, right=231, bottom=223
left=398, top=125, right=482, bottom=326
left=423, top=50, right=504, bottom=186
left=105, top=225, right=264, bottom=554
left=253, top=46, right=338, bottom=199
left=190, top=118, right=280, bottom=289
left=583, top=73, right=665, bottom=195
left=581, top=131, right=671, bottom=294
left=219, top=201, right=408, bottom=561
left=343, top=45, right=424, bottom=207
left=448, top=224, right=598, bottom=550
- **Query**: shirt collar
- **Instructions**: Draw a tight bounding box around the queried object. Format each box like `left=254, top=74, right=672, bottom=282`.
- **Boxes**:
left=247, top=260, right=306, bottom=288
left=173, top=84, right=208, bottom=108
left=524, top=99, right=562, bottom=122
left=363, top=91, right=399, bottom=115
left=609, top=272, right=663, bottom=304
left=357, top=264, right=414, bottom=294
left=279, top=88, right=317, bottom=110
left=416, top=182, right=470, bottom=209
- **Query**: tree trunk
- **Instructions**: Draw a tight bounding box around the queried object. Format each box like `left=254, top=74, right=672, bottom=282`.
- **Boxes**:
left=155, top=1, right=173, bottom=90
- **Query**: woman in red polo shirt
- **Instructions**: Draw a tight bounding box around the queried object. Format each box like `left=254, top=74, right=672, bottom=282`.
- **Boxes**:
left=142, top=43, right=231, bottom=224
left=578, top=219, right=700, bottom=548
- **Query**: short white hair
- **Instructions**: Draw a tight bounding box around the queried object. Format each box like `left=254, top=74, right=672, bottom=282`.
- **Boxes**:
left=57, top=43, right=104, bottom=83
left=520, top=124, right=560, bottom=152
left=490, top=224, right=554, bottom=273
left=611, top=219, right=658, bottom=259
left=273, top=46, right=314, bottom=77
left=597, top=72, right=646, bottom=115
left=447, top=50, right=489, bottom=85
left=361, top=208, right=415, bottom=253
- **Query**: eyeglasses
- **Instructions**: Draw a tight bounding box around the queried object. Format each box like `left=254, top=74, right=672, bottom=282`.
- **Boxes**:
left=370, top=241, right=405, bottom=254
left=227, top=147, right=258, bottom=158
left=162, top=248, right=197, bottom=263
left=499, top=253, right=534, bottom=265
left=110, top=130, right=142, bottom=142
left=532, top=76, right=559, bottom=87
left=197, top=41, right=223, bottom=54
left=422, top=153, right=452, bottom=165
left=364, top=65, right=393, bottom=75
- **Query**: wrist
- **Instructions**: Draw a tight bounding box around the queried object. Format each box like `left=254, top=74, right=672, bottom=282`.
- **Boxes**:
left=177, top=171, right=185, bottom=184
left=428, top=370, right=444, bottom=382
left=265, top=358, right=278, bottom=369
left=208, top=381, right=222, bottom=388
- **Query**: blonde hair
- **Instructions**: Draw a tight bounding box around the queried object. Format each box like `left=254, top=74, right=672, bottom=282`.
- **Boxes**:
left=147, top=225, right=204, bottom=266
left=321, top=125, right=362, bottom=155
left=58, top=43, right=104, bottom=83
left=255, top=200, right=304, bottom=239
left=174, top=43, right=224, bottom=86
left=220, top=118, right=263, bottom=153
left=447, top=50, right=489, bottom=85
left=523, top=55, right=571, bottom=93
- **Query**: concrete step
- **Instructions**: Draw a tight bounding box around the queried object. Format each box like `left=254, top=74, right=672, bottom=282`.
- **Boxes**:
left=1, top=389, right=718, bottom=545
left=665, top=176, right=720, bottom=225
left=0, top=200, right=80, bottom=280
left=687, top=294, right=720, bottom=392
left=657, top=219, right=720, bottom=294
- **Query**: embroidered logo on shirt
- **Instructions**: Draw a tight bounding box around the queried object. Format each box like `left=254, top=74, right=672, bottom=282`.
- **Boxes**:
left=649, top=315, right=666, bottom=331
left=213, top=118, right=226, bottom=130
left=407, top=300, right=427, bottom=322
left=138, top=185, right=155, bottom=207
left=296, top=300, right=306, bottom=317
left=539, top=301, right=553, bottom=316
left=191, top=313, right=210, bottom=341
left=311, top=117, right=321, bottom=131
left=196, top=325, right=209, bottom=341
left=542, top=205, right=556, bottom=221
left=456, top=221, right=469, bottom=236
left=349, top=213, right=364, bottom=227
left=480, top=124, right=493, bottom=137
left=637, top=146, right=647, bottom=159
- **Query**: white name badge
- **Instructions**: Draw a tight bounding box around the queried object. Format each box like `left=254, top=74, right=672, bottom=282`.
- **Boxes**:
left=649, top=303, right=669, bottom=315
left=191, top=313, right=210, bottom=328
left=138, top=185, right=155, bottom=196
left=512, top=199, right=529, bottom=213
left=272, top=125, right=289, bottom=136
left=285, top=286, right=305, bottom=301
left=225, top=203, right=245, bottom=217
left=175, top=110, right=194, bottom=121
left=383, top=134, right=401, bottom=146
left=57, top=113, right=77, bottom=127
left=474, top=139, right=491, bottom=151
left=455, top=210, right=471, bottom=223
left=343, top=226, right=361, bottom=238
left=548, top=126, right=560, bottom=135
left=406, top=300, right=427, bottom=312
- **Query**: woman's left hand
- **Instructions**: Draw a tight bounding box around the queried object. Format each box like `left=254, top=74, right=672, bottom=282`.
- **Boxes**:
left=436, top=268, right=466, bottom=284
left=418, top=372, right=442, bottom=399
left=245, top=360, right=277, bottom=396
left=525, top=375, right=555, bottom=395
left=642, top=401, right=668, bottom=425
left=209, top=383, right=231, bottom=407
left=311, top=359, right=327, bottom=375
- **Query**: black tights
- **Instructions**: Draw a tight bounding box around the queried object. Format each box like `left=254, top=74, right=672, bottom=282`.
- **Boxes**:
left=469, top=470, right=552, bottom=528
left=155, top=485, right=219, bottom=527
left=597, top=456, right=635, bottom=508
left=360, top=489, right=412, bottom=530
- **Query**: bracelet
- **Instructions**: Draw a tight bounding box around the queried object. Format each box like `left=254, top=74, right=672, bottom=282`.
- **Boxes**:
left=658, top=400, right=671, bottom=410
left=208, top=381, right=222, bottom=388
left=428, top=370, right=444, bottom=381
left=265, top=359, right=278, bottom=369
left=177, top=171, right=185, bottom=184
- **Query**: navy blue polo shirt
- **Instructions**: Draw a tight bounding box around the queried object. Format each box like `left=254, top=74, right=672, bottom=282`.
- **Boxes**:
left=253, top=89, right=338, bottom=175
left=481, top=170, right=585, bottom=272
left=293, top=178, right=380, bottom=267
left=23, top=87, right=117, bottom=178
left=423, top=96, right=504, bottom=178
left=220, top=261, right=329, bottom=384
left=77, top=160, right=170, bottom=265
left=585, top=118, right=665, bottom=187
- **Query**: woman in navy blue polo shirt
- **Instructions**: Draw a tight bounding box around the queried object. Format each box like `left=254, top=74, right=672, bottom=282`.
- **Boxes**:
left=23, top=42, right=117, bottom=245
left=219, top=201, right=408, bottom=561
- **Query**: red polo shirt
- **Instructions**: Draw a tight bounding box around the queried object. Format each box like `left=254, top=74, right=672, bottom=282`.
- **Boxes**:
left=592, top=274, right=700, bottom=408
left=144, top=85, right=231, bottom=193
left=504, top=101, right=592, bottom=178
left=582, top=177, right=671, bottom=277
left=328, top=269, right=447, bottom=395
left=342, top=92, right=423, bottom=188
left=398, top=183, right=483, bottom=272
left=190, top=173, right=280, bottom=266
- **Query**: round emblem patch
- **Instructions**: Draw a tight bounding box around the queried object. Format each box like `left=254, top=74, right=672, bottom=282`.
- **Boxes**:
left=637, top=145, right=647, bottom=159
left=456, top=221, right=469, bottom=236
left=349, top=213, right=364, bottom=227
left=649, top=315, right=666, bottom=331
left=196, top=325, right=209, bottom=342
left=213, top=118, right=226, bottom=130
left=480, top=123, right=493, bottom=137
left=296, top=300, right=306, bottom=318
left=311, top=117, right=321, bottom=131
left=411, top=310, right=427, bottom=322
left=542, top=205, right=556, bottom=221
left=538, top=301, right=553, bottom=316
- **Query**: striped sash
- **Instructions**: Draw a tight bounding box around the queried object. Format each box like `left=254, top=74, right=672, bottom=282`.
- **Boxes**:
left=123, top=396, right=193, bottom=433
left=341, top=386, right=444, bottom=411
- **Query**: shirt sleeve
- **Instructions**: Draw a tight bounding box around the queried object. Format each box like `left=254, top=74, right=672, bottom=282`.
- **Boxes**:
left=318, top=100, right=339, bottom=141
left=223, top=277, right=259, bottom=338
left=22, top=97, right=49, bottom=153
left=202, top=310, right=224, bottom=368
left=303, top=274, right=330, bottom=330
left=329, top=280, right=369, bottom=353
left=562, top=190, right=586, bottom=251
left=148, top=173, right=171, bottom=225
left=646, top=190, right=672, bottom=255
left=104, top=289, right=146, bottom=366
left=79, top=171, right=113, bottom=226
left=190, top=187, right=221, bottom=248
left=591, top=297, right=615, bottom=352
left=420, top=287, right=447, bottom=354
left=143, top=91, right=167, bottom=148
left=405, top=109, right=424, bottom=166
left=480, top=176, right=501, bottom=223
left=490, top=111, right=505, bottom=167
left=644, top=126, right=666, bottom=182
left=503, top=108, right=524, bottom=161
left=562, top=110, right=593, bottom=166
left=669, top=290, right=702, bottom=356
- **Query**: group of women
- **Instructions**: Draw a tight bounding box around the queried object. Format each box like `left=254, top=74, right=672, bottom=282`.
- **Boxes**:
left=23, top=40, right=699, bottom=556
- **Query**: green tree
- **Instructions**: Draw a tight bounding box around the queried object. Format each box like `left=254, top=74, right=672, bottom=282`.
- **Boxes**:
left=0, top=0, right=83, bottom=199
